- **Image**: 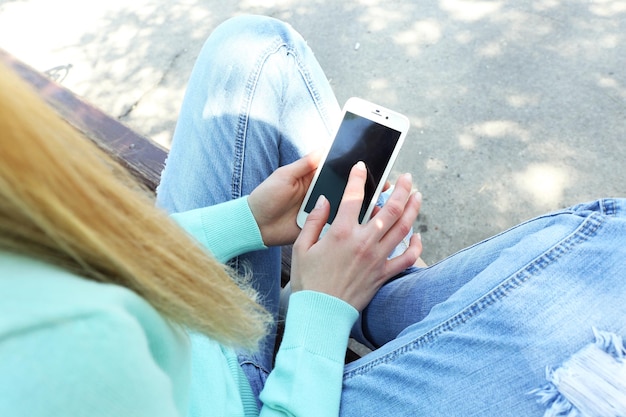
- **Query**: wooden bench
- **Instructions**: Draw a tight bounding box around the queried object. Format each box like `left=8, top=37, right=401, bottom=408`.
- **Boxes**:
left=1, top=49, right=364, bottom=362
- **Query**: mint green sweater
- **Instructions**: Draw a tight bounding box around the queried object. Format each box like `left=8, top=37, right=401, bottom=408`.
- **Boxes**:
left=0, top=197, right=358, bottom=416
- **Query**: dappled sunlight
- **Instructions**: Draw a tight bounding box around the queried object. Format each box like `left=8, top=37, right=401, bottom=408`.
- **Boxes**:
left=239, top=0, right=283, bottom=8
left=588, top=0, right=626, bottom=17
left=531, top=0, right=561, bottom=12
left=478, top=162, right=572, bottom=221
left=559, top=33, right=623, bottom=59
left=598, top=75, right=621, bottom=88
left=409, top=116, right=427, bottom=131
left=356, top=0, right=410, bottom=32
left=0, top=0, right=218, bottom=146
left=238, top=0, right=307, bottom=19
left=506, top=92, right=541, bottom=108
left=531, top=140, right=579, bottom=161
left=426, top=157, right=448, bottom=172
left=596, top=34, right=620, bottom=49
left=478, top=39, right=507, bottom=57
left=359, top=8, right=405, bottom=33
left=458, top=120, right=531, bottom=150
left=368, top=78, right=389, bottom=90
left=513, top=163, right=572, bottom=209
left=454, top=30, right=475, bottom=45
left=393, top=20, right=443, bottom=56
left=596, top=73, right=626, bottom=99
left=367, top=78, right=399, bottom=105
left=439, top=0, right=503, bottom=21
left=1, top=0, right=624, bottom=264
left=596, top=73, right=626, bottom=103
left=496, top=9, right=555, bottom=39
left=372, top=216, right=386, bottom=232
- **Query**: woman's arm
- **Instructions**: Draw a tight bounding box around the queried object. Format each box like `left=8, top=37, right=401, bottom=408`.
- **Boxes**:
left=169, top=151, right=324, bottom=262
left=169, top=197, right=266, bottom=263
left=261, top=162, right=421, bottom=415
left=172, top=156, right=422, bottom=416
left=260, top=291, right=358, bottom=416
left=291, top=162, right=422, bottom=311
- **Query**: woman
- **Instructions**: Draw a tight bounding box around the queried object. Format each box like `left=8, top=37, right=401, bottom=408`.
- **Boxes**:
left=2, top=15, right=625, bottom=416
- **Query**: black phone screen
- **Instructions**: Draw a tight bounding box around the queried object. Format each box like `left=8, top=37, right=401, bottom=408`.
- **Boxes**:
left=304, top=111, right=402, bottom=224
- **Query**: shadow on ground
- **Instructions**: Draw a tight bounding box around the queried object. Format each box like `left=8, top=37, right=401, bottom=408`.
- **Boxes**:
left=1, top=0, right=624, bottom=262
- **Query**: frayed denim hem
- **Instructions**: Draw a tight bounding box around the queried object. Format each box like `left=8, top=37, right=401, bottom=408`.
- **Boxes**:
left=530, top=328, right=626, bottom=417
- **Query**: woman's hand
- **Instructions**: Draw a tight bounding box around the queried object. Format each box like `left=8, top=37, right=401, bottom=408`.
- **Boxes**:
left=291, top=161, right=423, bottom=312
left=248, top=150, right=323, bottom=247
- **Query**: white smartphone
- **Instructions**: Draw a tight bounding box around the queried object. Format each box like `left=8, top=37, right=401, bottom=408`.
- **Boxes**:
left=296, top=97, right=410, bottom=230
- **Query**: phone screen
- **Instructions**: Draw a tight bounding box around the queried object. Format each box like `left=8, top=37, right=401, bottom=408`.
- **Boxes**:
left=304, top=111, right=402, bottom=224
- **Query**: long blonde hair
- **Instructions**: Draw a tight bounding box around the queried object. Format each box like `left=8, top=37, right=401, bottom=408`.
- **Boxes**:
left=0, top=63, right=270, bottom=350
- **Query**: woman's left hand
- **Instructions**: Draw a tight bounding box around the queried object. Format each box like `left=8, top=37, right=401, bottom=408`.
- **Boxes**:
left=248, top=150, right=323, bottom=246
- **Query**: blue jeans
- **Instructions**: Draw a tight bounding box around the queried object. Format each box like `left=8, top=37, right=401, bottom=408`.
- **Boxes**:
left=157, top=16, right=626, bottom=416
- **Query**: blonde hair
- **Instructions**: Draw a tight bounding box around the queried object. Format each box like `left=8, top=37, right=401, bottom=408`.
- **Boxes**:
left=0, top=63, right=270, bottom=350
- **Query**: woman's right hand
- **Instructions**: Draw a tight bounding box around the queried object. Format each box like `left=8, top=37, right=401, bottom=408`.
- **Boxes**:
left=291, top=161, right=423, bottom=312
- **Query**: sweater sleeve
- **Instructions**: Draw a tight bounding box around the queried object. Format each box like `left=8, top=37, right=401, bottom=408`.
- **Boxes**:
left=259, top=291, right=359, bottom=416
left=169, top=196, right=266, bottom=263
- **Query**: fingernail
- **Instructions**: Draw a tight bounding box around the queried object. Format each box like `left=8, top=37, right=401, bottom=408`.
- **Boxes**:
left=414, top=191, right=423, bottom=203
left=315, top=195, right=326, bottom=209
left=404, top=172, right=412, bottom=182
left=355, top=161, right=366, bottom=171
left=416, top=232, right=422, bottom=241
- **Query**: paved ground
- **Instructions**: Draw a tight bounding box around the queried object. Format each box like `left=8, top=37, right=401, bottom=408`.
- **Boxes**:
left=1, top=0, right=624, bottom=264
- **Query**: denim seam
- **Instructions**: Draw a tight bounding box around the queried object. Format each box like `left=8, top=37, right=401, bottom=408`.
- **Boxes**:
left=423, top=210, right=573, bottom=271
left=228, top=37, right=285, bottom=274
left=344, top=212, right=606, bottom=379
left=231, top=39, right=332, bottom=203
left=600, top=198, right=617, bottom=216
left=239, top=358, right=271, bottom=377
left=424, top=198, right=619, bottom=272
left=285, top=47, right=334, bottom=138
left=231, top=37, right=283, bottom=201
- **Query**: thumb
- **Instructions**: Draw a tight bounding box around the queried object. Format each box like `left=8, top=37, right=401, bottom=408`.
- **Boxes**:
left=284, top=148, right=324, bottom=179
left=295, top=195, right=329, bottom=249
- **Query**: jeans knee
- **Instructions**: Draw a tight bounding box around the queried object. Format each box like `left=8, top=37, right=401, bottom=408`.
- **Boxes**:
left=530, top=328, right=626, bottom=416
left=210, top=14, right=302, bottom=52
left=192, top=14, right=307, bottom=89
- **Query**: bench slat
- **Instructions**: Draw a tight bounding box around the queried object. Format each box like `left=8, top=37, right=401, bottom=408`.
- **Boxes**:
left=0, top=49, right=167, bottom=192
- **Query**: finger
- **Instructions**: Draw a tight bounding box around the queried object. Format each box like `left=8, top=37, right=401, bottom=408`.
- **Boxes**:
left=295, top=195, right=330, bottom=249
left=285, top=148, right=324, bottom=179
left=370, top=205, right=382, bottom=218
left=368, top=173, right=413, bottom=237
left=381, top=191, right=422, bottom=248
left=384, top=232, right=423, bottom=278
left=382, top=180, right=391, bottom=192
left=334, top=161, right=367, bottom=223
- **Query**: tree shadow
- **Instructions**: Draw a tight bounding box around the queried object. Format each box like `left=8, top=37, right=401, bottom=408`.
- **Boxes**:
left=276, top=0, right=625, bottom=262
left=2, top=0, right=624, bottom=262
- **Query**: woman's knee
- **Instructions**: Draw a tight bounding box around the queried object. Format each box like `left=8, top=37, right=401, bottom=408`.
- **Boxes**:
left=198, top=15, right=304, bottom=65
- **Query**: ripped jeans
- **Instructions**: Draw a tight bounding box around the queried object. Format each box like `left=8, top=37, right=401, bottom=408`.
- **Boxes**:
left=343, top=199, right=626, bottom=416
left=156, top=15, right=626, bottom=416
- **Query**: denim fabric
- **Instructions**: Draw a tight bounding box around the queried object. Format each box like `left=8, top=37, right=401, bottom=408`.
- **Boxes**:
left=156, top=15, right=339, bottom=402
left=342, top=199, right=626, bottom=415
left=157, top=15, right=626, bottom=416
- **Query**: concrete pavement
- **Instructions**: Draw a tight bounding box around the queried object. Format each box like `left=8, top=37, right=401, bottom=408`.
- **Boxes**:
left=1, top=0, right=624, bottom=263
